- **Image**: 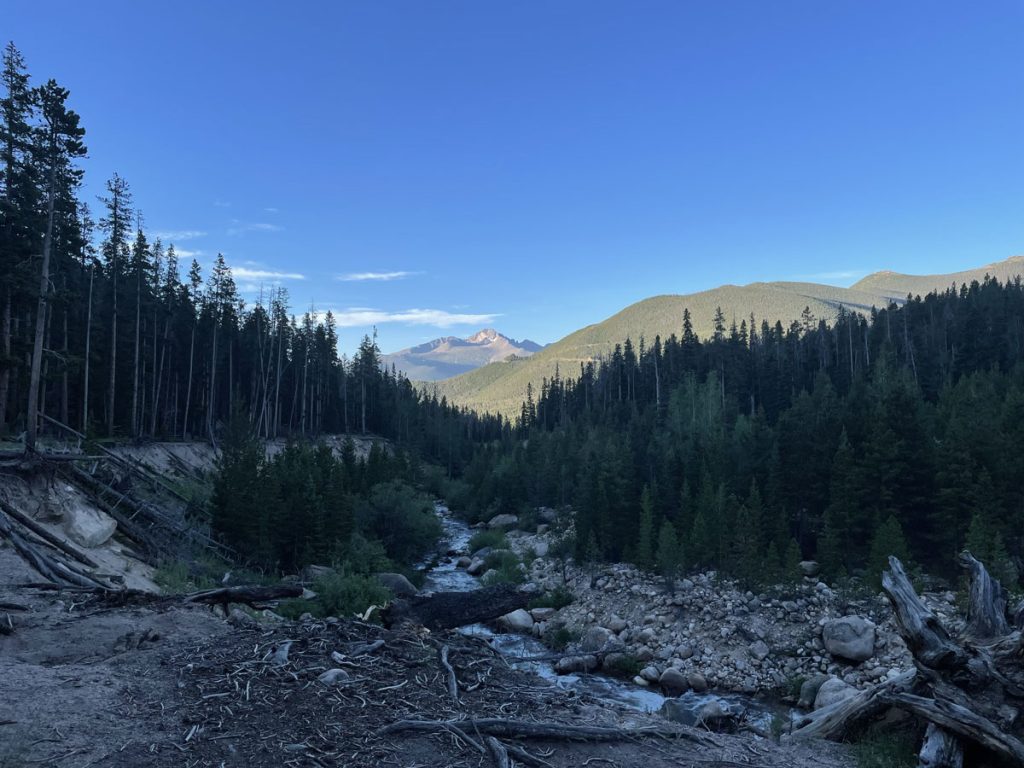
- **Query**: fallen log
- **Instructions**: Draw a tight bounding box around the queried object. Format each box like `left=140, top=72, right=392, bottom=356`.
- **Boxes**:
left=0, top=498, right=100, bottom=569
left=185, top=584, right=303, bottom=608
left=376, top=717, right=720, bottom=746
left=382, top=584, right=529, bottom=631
left=0, top=511, right=114, bottom=590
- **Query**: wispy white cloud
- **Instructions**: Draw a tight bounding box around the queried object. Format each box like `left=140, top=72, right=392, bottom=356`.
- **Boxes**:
left=227, top=220, right=282, bottom=236
left=338, top=270, right=419, bottom=282
left=232, top=267, right=305, bottom=281
left=153, top=229, right=207, bottom=242
left=264, top=207, right=279, bottom=214
left=328, top=307, right=500, bottom=328
left=213, top=199, right=231, bottom=208
left=173, top=248, right=203, bottom=259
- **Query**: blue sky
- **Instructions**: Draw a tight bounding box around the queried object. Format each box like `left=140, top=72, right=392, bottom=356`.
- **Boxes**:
left=7, top=1, right=1023, bottom=352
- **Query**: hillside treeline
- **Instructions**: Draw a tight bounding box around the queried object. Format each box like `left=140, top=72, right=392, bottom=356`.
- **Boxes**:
left=460, top=277, right=1024, bottom=587
left=0, top=42, right=502, bottom=468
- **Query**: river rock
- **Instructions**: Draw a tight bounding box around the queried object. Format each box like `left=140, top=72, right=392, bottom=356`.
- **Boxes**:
left=687, top=672, right=708, bottom=692
left=487, top=513, right=518, bottom=530
left=798, top=674, right=830, bottom=709
left=607, top=616, right=628, bottom=633
left=500, top=609, right=534, bottom=632
left=456, top=556, right=471, bottom=568
left=640, top=665, right=661, bottom=683
left=579, top=626, right=613, bottom=653
left=63, top=504, right=117, bottom=548
left=533, top=541, right=549, bottom=557
left=823, top=616, right=876, bottom=662
left=814, top=677, right=856, bottom=709
left=555, top=655, right=598, bottom=673
left=530, top=607, right=556, bottom=622
left=375, top=572, right=418, bottom=597
left=466, top=558, right=486, bottom=576
left=749, top=640, right=770, bottom=661
left=659, top=667, right=689, bottom=694
left=799, top=560, right=821, bottom=577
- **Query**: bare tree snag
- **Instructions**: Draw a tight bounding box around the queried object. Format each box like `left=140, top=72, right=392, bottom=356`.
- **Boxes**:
left=918, top=723, right=963, bottom=768
left=382, top=584, right=529, bottom=631
left=957, top=551, right=1009, bottom=640
left=881, top=556, right=965, bottom=670
left=792, top=552, right=1024, bottom=766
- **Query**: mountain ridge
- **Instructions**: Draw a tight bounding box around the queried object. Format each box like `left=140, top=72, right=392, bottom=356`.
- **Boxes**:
left=430, top=256, right=1024, bottom=416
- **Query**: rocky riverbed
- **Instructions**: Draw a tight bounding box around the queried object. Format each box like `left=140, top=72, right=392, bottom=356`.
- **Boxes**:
left=453, top=507, right=964, bottom=716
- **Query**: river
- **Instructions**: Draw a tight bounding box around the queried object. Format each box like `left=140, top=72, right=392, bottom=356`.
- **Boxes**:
left=421, top=503, right=781, bottom=729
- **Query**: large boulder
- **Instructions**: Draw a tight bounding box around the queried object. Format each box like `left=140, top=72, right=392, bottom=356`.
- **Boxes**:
left=749, top=640, right=770, bottom=661
left=63, top=504, right=117, bottom=548
left=301, top=564, right=336, bottom=582
left=579, top=626, right=613, bottom=653
left=500, top=609, right=534, bottom=632
left=823, top=616, right=876, bottom=662
left=687, top=672, right=708, bottom=693
left=814, top=677, right=857, bottom=710
left=797, top=674, right=830, bottom=709
left=659, top=667, right=689, bottom=695
left=466, top=558, right=486, bottom=576
left=487, top=513, right=518, bottom=530
left=799, top=560, right=821, bottom=577
left=376, top=572, right=418, bottom=597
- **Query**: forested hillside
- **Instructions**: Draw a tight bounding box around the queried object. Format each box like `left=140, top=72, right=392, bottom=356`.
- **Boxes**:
left=434, top=257, right=1024, bottom=416
left=457, top=279, right=1024, bottom=588
left=0, top=42, right=503, bottom=470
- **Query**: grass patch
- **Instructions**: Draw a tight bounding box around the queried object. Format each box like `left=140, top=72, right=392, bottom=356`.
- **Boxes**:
left=543, top=625, right=580, bottom=651
left=852, top=730, right=919, bottom=768
left=603, top=653, right=643, bottom=678
left=468, top=528, right=508, bottom=553
left=528, top=585, right=574, bottom=611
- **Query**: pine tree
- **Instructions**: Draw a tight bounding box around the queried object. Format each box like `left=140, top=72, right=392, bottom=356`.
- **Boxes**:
left=655, top=520, right=682, bottom=581
left=634, top=484, right=654, bottom=570
left=866, top=515, right=910, bottom=590
left=25, top=79, right=85, bottom=448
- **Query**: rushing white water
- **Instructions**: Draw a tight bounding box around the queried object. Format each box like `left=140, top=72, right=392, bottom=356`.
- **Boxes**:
left=421, top=503, right=782, bottom=729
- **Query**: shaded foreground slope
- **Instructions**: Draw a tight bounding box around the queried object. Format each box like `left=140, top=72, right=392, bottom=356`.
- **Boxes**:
left=0, top=572, right=853, bottom=767
left=435, top=256, right=1024, bottom=415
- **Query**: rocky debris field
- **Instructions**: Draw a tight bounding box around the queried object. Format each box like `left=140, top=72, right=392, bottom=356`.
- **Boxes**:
left=459, top=515, right=963, bottom=716
left=0, top=550, right=854, bottom=767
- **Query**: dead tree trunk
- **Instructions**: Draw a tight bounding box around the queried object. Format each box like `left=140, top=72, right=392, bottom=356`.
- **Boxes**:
left=382, top=584, right=530, bottom=631
left=791, top=552, right=1024, bottom=767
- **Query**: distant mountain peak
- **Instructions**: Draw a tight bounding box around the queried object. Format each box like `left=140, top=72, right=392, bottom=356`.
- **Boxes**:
left=381, top=328, right=545, bottom=382
left=467, top=328, right=501, bottom=343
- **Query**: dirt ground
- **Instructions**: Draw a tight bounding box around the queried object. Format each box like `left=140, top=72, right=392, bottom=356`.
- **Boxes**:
left=0, top=538, right=854, bottom=768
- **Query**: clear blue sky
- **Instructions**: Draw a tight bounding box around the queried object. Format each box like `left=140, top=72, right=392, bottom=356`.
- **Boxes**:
left=7, top=1, right=1023, bottom=353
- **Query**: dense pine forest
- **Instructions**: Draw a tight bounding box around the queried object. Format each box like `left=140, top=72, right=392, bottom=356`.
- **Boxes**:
left=459, top=280, right=1024, bottom=589
left=5, top=39, right=1023, bottom=593
left=0, top=42, right=502, bottom=464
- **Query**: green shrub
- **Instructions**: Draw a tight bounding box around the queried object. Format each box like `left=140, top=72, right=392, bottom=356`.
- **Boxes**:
left=468, top=528, right=508, bottom=553
left=481, top=560, right=524, bottom=586
left=603, top=653, right=642, bottom=677
left=528, top=585, right=574, bottom=610
left=356, top=480, right=442, bottom=564
left=278, top=572, right=391, bottom=621
left=544, top=625, right=580, bottom=650
left=484, top=549, right=520, bottom=571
